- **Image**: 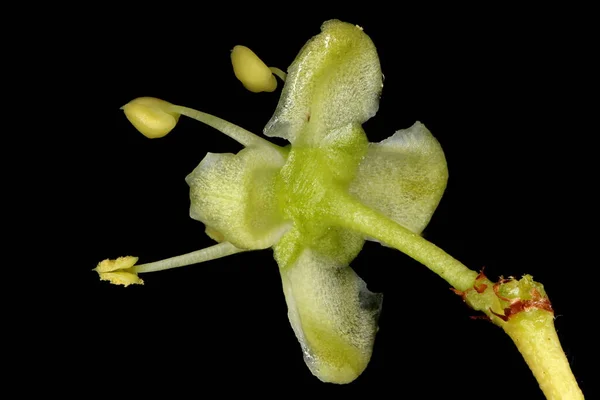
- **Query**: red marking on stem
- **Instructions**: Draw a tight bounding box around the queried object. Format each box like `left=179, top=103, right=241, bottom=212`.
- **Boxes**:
left=490, top=287, right=553, bottom=322
left=474, top=283, right=488, bottom=293
left=450, top=287, right=466, bottom=301
left=476, top=267, right=487, bottom=281
left=493, top=278, right=513, bottom=302
left=451, top=268, right=489, bottom=299
left=489, top=308, right=509, bottom=322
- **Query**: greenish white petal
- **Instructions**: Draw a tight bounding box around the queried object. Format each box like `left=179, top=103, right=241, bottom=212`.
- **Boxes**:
left=186, top=146, right=289, bottom=249
left=349, top=122, right=448, bottom=236
left=264, top=20, right=382, bottom=145
left=278, top=245, right=381, bottom=384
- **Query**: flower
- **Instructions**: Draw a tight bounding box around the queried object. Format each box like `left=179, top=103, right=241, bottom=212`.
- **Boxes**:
left=102, top=19, right=448, bottom=384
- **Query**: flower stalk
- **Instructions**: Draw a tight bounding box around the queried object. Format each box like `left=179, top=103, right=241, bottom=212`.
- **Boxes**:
left=329, top=192, right=583, bottom=399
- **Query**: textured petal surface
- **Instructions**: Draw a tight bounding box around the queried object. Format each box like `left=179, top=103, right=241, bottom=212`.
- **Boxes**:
left=186, top=146, right=288, bottom=249
left=279, top=246, right=382, bottom=384
left=264, top=20, right=382, bottom=145
left=349, top=122, right=448, bottom=235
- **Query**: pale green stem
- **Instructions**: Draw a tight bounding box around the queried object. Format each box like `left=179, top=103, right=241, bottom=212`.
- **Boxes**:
left=133, top=242, right=244, bottom=273
left=503, top=310, right=584, bottom=400
left=269, top=67, right=287, bottom=81
left=331, top=195, right=477, bottom=291
left=170, top=105, right=280, bottom=150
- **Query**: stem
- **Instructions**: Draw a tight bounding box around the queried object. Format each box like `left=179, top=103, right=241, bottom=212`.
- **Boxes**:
left=331, top=194, right=477, bottom=291
left=330, top=194, right=584, bottom=398
left=170, top=105, right=280, bottom=150
left=503, top=310, right=584, bottom=400
left=134, top=242, right=244, bottom=273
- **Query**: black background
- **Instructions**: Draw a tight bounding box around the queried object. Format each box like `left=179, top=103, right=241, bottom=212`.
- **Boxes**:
left=72, top=7, right=593, bottom=398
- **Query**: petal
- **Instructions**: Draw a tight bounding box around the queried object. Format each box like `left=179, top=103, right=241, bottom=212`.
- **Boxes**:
left=274, top=226, right=379, bottom=384
left=320, top=123, right=369, bottom=183
left=348, top=122, right=448, bottom=236
left=278, top=246, right=382, bottom=384
left=274, top=225, right=365, bottom=270
left=264, top=20, right=382, bottom=145
left=186, top=146, right=289, bottom=250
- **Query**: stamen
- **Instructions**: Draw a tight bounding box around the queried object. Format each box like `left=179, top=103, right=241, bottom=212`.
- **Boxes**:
left=169, top=104, right=279, bottom=149
left=121, top=97, right=282, bottom=151
left=134, top=242, right=244, bottom=274
left=231, top=45, right=286, bottom=92
left=231, top=45, right=277, bottom=93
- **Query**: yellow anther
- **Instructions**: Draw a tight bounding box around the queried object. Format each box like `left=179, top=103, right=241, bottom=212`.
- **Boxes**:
left=231, top=45, right=278, bottom=93
left=121, top=97, right=180, bottom=139
left=94, top=256, right=143, bottom=287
